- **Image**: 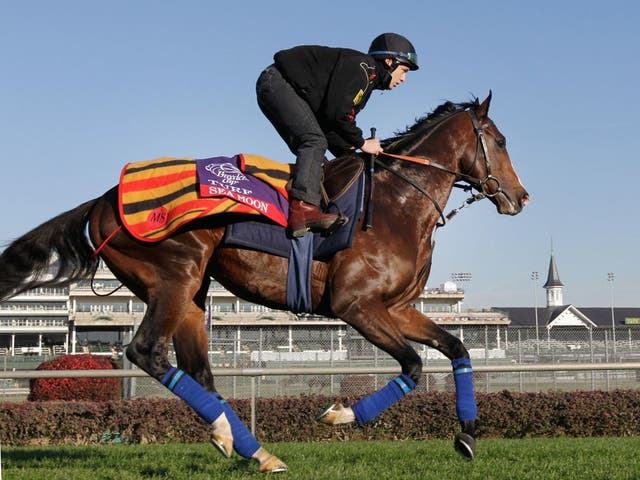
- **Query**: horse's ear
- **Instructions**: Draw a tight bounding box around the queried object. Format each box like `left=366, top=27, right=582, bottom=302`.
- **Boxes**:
left=477, top=90, right=493, bottom=118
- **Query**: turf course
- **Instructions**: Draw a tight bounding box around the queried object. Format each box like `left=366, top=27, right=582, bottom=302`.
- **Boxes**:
left=1, top=438, right=639, bottom=479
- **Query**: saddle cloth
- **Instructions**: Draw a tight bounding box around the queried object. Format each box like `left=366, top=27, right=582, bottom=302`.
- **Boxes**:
left=119, top=154, right=291, bottom=242
left=119, top=153, right=365, bottom=313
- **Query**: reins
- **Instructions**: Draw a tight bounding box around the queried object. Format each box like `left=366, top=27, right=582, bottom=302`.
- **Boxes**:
left=375, top=105, right=513, bottom=228
left=373, top=157, right=449, bottom=227
left=380, top=151, right=480, bottom=187
left=370, top=108, right=511, bottom=228
left=375, top=155, right=485, bottom=228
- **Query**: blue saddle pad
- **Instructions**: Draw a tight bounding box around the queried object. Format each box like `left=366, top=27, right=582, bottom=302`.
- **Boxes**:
left=222, top=171, right=365, bottom=260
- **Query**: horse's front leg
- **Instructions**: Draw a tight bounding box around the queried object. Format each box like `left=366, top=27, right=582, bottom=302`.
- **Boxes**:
left=172, top=303, right=287, bottom=474
left=318, top=299, right=423, bottom=427
left=389, top=304, right=477, bottom=460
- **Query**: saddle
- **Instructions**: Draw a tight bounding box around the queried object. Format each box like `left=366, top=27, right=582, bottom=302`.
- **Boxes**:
left=321, top=154, right=365, bottom=205
left=222, top=155, right=366, bottom=261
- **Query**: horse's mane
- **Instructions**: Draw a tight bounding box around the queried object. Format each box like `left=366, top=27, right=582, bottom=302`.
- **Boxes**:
left=381, top=97, right=479, bottom=153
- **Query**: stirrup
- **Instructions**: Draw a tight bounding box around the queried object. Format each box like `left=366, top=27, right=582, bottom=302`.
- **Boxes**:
left=318, top=213, right=349, bottom=237
left=288, top=213, right=348, bottom=238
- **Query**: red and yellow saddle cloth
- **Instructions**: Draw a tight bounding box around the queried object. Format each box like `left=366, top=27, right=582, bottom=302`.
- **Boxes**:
left=118, top=154, right=292, bottom=242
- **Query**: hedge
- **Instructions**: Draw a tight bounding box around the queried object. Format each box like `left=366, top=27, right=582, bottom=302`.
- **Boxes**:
left=29, top=354, right=121, bottom=402
left=0, top=390, right=639, bottom=446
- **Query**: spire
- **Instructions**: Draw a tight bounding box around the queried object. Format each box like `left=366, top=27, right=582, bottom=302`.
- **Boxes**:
left=543, top=252, right=565, bottom=307
left=543, top=254, right=564, bottom=288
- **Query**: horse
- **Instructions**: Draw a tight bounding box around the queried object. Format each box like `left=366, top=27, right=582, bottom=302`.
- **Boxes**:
left=0, top=92, right=529, bottom=473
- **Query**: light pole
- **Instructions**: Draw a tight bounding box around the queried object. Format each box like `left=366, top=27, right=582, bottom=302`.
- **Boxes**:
left=450, top=272, right=472, bottom=283
left=531, top=271, right=540, bottom=356
left=608, top=272, right=616, bottom=357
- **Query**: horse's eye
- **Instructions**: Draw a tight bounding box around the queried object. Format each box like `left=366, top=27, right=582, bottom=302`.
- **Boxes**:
left=496, top=138, right=506, bottom=148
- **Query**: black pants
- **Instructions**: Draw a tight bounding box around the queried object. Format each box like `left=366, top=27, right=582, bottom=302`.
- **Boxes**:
left=256, top=65, right=327, bottom=206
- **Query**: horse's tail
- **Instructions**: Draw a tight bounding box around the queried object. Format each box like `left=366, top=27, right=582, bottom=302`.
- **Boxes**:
left=0, top=198, right=100, bottom=301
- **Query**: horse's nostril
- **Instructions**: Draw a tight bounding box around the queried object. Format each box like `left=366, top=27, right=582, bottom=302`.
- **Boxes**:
left=521, top=193, right=530, bottom=207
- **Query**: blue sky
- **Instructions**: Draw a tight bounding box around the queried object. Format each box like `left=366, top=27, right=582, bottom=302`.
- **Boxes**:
left=1, top=1, right=639, bottom=309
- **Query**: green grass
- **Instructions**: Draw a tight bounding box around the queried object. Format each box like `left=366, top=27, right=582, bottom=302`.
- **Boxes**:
left=2, top=438, right=639, bottom=480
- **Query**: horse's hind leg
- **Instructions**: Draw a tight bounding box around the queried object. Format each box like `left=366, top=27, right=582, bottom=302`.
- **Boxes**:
left=172, top=279, right=216, bottom=391
left=103, top=226, right=245, bottom=460
left=125, top=284, right=235, bottom=457
left=172, top=288, right=287, bottom=473
left=389, top=305, right=477, bottom=460
left=90, top=193, right=259, bottom=465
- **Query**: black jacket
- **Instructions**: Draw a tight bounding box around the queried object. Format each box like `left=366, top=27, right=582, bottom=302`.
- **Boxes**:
left=274, top=45, right=390, bottom=153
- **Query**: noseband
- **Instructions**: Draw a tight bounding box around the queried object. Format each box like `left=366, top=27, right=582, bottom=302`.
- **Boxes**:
left=377, top=108, right=511, bottom=226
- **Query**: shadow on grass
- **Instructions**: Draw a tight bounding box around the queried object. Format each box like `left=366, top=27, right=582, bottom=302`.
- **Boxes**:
left=4, top=447, right=109, bottom=463
left=2, top=445, right=260, bottom=478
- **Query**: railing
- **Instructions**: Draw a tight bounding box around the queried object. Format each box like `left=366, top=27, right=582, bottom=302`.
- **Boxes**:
left=0, top=305, right=68, bottom=312
left=2, top=363, right=639, bottom=435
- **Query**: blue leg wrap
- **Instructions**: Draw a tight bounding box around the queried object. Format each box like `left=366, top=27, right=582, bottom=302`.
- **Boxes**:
left=451, top=358, right=477, bottom=422
left=215, top=393, right=261, bottom=459
left=351, top=374, right=416, bottom=426
left=161, top=367, right=224, bottom=424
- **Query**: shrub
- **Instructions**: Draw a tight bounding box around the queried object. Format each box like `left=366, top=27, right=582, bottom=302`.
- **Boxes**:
left=2, top=389, right=637, bottom=446
left=28, top=354, right=121, bottom=402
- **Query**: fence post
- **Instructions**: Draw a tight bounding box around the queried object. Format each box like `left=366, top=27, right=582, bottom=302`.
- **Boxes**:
left=605, top=330, right=610, bottom=390
left=122, top=323, right=135, bottom=399
left=258, top=328, right=263, bottom=398
left=374, top=344, right=379, bottom=390
left=485, top=325, right=489, bottom=393
left=330, top=329, right=335, bottom=395
left=589, top=328, right=595, bottom=390
left=250, top=376, right=256, bottom=435
left=517, top=330, right=523, bottom=392
left=233, top=326, right=240, bottom=398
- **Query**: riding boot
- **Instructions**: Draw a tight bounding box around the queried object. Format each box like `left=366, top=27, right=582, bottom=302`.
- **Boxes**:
left=288, top=199, right=340, bottom=237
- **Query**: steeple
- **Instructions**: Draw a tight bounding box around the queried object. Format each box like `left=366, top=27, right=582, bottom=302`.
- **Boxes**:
left=543, top=254, right=564, bottom=288
left=543, top=254, right=564, bottom=307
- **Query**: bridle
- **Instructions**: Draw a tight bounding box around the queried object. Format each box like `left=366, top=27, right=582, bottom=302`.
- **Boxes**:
left=375, top=108, right=512, bottom=227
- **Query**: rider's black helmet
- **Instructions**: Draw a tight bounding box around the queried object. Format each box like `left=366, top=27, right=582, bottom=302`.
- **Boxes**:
left=368, top=32, right=419, bottom=71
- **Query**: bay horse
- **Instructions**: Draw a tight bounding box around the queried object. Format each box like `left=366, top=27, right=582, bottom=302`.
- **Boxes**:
left=0, top=92, right=528, bottom=473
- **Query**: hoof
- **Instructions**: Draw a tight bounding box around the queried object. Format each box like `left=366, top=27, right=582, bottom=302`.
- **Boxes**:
left=454, top=432, right=475, bottom=461
left=210, top=433, right=233, bottom=458
left=317, top=402, right=354, bottom=425
left=259, top=454, right=288, bottom=474
left=317, top=403, right=341, bottom=425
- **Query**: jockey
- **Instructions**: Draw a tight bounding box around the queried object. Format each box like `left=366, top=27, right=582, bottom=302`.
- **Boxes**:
left=256, top=32, right=419, bottom=237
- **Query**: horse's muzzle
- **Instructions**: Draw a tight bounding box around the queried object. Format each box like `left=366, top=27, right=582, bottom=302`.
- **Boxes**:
left=497, top=189, right=529, bottom=215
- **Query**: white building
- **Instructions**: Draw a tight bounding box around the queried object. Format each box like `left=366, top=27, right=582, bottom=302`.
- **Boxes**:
left=0, top=260, right=507, bottom=356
